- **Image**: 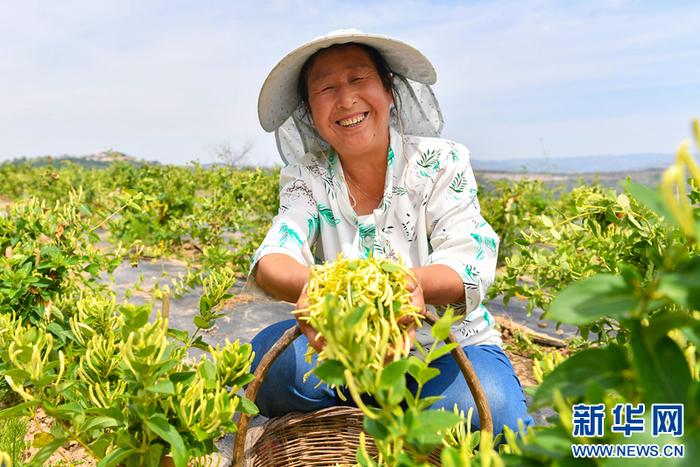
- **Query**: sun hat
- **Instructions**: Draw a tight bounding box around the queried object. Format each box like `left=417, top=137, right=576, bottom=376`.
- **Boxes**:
left=258, top=28, right=437, bottom=132
left=259, top=29, right=444, bottom=164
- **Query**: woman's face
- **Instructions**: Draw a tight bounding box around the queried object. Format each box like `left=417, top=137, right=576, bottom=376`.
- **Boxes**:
left=305, top=45, right=393, bottom=160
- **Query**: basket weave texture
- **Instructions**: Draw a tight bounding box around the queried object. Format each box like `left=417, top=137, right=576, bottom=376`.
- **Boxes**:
left=243, top=406, right=441, bottom=467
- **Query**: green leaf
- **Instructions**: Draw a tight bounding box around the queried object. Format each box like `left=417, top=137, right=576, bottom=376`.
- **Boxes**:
left=143, top=443, right=165, bottom=467
left=0, top=400, right=39, bottom=418
left=407, top=410, right=462, bottom=448
left=193, top=315, right=213, bottom=330
left=169, top=371, right=196, bottom=386
left=415, top=395, right=445, bottom=411
left=146, top=380, right=175, bottom=395
left=363, top=416, right=390, bottom=441
left=238, top=396, right=259, bottom=416
left=27, top=437, right=68, bottom=467
left=658, top=256, right=700, bottom=310
left=380, top=262, right=400, bottom=273
left=529, top=428, right=574, bottom=457
left=440, top=446, right=464, bottom=467
left=199, top=359, right=217, bottom=387
left=416, top=367, right=441, bottom=386
left=167, top=328, right=189, bottom=343
left=428, top=342, right=458, bottom=361
left=82, top=416, right=120, bottom=432
left=89, top=437, right=111, bottom=458
left=97, top=447, right=139, bottom=467
left=189, top=335, right=211, bottom=351
left=45, top=322, right=68, bottom=344
left=145, top=414, right=187, bottom=467
left=115, top=430, right=138, bottom=449
left=645, top=311, right=699, bottom=344
left=619, top=263, right=643, bottom=288
left=545, top=274, right=638, bottom=325
left=32, top=432, right=54, bottom=448
left=313, top=359, right=346, bottom=386
left=431, top=308, right=456, bottom=341
left=533, top=346, right=630, bottom=407
left=410, top=409, right=462, bottom=432
left=629, top=320, right=692, bottom=405
left=406, top=356, right=426, bottom=381
left=625, top=181, right=674, bottom=225
left=231, top=373, right=255, bottom=387
left=345, top=305, right=368, bottom=329
left=379, top=359, right=408, bottom=389
left=121, top=304, right=150, bottom=330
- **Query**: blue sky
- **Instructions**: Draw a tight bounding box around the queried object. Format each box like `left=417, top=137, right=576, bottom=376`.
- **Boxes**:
left=1, top=0, right=698, bottom=166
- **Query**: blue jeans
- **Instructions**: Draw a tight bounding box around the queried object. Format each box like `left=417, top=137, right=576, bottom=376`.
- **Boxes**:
left=250, top=319, right=534, bottom=437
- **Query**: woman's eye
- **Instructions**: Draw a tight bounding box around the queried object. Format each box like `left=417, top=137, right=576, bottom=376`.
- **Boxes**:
left=351, top=77, right=364, bottom=83
left=321, top=86, right=334, bottom=93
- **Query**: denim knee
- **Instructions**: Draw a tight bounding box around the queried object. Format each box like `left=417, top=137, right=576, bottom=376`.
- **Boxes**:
left=413, top=344, right=533, bottom=438
left=250, top=319, right=338, bottom=417
left=471, top=345, right=533, bottom=436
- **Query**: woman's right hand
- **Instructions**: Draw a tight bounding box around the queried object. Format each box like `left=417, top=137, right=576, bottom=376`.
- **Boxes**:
left=295, top=283, right=326, bottom=353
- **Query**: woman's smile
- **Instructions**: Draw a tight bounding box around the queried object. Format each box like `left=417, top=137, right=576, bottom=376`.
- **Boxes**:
left=337, top=111, right=369, bottom=128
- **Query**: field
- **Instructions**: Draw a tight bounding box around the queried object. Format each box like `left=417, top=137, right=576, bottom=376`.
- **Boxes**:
left=0, top=135, right=698, bottom=466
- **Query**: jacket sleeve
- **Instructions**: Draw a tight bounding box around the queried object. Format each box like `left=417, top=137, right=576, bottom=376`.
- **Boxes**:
left=248, top=163, right=319, bottom=275
left=425, top=143, right=499, bottom=314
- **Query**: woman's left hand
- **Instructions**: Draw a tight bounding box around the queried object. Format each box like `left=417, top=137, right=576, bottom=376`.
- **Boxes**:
left=397, top=271, right=426, bottom=346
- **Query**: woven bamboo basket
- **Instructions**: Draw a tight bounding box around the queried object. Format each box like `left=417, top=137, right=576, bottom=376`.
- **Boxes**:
left=233, top=311, right=492, bottom=466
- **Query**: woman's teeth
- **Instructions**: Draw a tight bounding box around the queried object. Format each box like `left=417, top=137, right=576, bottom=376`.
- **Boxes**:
left=338, top=113, right=367, bottom=127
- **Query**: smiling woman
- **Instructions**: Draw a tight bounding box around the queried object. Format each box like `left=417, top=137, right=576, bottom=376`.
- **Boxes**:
left=247, top=29, right=533, bottom=438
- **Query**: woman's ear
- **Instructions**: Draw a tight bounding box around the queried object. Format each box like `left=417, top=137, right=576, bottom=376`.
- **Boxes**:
left=386, top=73, right=395, bottom=104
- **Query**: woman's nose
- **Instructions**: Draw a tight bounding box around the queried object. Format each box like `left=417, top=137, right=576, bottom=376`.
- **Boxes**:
left=336, top=84, right=357, bottom=109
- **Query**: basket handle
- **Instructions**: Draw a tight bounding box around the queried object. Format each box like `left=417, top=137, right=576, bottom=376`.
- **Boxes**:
left=232, top=311, right=493, bottom=465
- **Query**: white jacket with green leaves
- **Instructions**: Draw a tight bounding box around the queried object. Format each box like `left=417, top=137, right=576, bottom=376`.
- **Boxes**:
left=249, top=127, right=502, bottom=349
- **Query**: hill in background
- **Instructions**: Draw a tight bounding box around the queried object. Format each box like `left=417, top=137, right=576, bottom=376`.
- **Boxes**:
left=1, top=150, right=149, bottom=169
left=474, top=168, right=664, bottom=192
left=472, top=153, right=673, bottom=174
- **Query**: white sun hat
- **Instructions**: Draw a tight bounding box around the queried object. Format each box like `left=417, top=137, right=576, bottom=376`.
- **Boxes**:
left=258, top=29, right=444, bottom=164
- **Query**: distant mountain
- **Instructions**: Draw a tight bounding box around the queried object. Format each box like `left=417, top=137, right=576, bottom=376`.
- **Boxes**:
left=1, top=151, right=151, bottom=169
left=471, top=153, right=674, bottom=174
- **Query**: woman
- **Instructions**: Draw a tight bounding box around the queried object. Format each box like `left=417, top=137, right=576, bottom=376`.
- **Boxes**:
left=248, top=29, right=533, bottom=436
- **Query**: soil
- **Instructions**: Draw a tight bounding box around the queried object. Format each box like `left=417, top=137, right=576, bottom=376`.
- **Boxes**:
left=22, top=408, right=95, bottom=466
left=504, top=350, right=537, bottom=387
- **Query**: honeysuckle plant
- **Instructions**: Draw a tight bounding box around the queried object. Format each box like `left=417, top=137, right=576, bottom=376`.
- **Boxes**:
left=297, top=257, right=466, bottom=466
left=1, top=272, right=256, bottom=467
left=448, top=120, right=700, bottom=466
left=0, top=193, right=255, bottom=466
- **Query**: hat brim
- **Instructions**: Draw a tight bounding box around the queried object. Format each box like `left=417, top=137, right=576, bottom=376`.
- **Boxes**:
left=258, top=31, right=436, bottom=132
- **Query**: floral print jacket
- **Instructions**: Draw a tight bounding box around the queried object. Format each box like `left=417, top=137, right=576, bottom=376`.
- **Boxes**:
left=249, top=127, right=502, bottom=348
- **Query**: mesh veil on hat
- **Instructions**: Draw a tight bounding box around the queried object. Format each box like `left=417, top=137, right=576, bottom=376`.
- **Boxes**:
left=258, top=29, right=444, bottom=165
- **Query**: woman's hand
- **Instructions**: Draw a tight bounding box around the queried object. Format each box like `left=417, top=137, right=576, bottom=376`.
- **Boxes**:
left=295, top=270, right=427, bottom=359
left=395, top=271, right=426, bottom=351
left=295, top=283, right=326, bottom=353
left=405, top=271, right=426, bottom=316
